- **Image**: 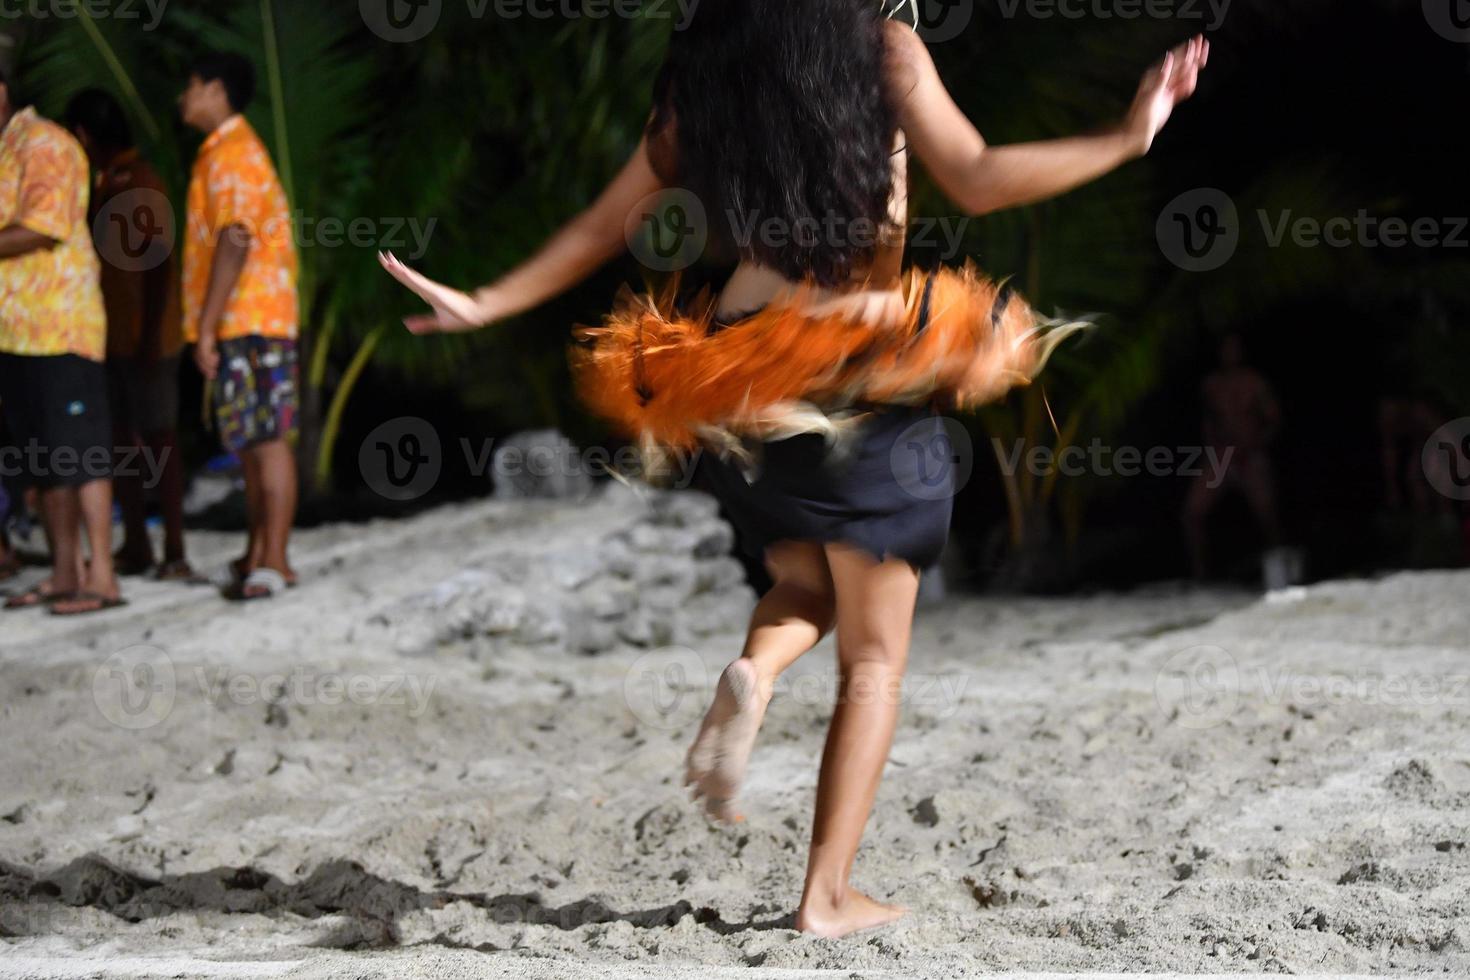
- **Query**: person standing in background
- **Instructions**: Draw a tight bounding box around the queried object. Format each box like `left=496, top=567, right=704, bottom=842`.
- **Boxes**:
left=179, top=53, right=300, bottom=601
left=1183, top=333, right=1284, bottom=580
left=66, top=89, right=194, bottom=583
left=0, top=67, right=123, bottom=615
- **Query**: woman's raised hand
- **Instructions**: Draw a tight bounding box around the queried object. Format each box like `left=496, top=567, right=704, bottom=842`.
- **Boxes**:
left=1125, top=33, right=1210, bottom=157
left=378, top=251, right=496, bottom=334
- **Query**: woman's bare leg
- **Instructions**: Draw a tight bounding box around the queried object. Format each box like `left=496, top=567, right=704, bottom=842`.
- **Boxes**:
left=686, top=540, right=835, bottom=822
left=796, top=544, right=920, bottom=938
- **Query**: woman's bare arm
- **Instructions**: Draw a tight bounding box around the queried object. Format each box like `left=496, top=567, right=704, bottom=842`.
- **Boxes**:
left=887, top=24, right=1208, bottom=217
left=380, top=132, right=667, bottom=333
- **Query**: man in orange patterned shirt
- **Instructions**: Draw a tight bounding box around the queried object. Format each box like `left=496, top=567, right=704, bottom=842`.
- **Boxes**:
left=0, top=67, right=123, bottom=615
left=181, top=53, right=300, bottom=600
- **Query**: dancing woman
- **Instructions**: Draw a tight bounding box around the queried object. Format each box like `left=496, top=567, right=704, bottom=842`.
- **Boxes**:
left=383, top=0, right=1207, bottom=938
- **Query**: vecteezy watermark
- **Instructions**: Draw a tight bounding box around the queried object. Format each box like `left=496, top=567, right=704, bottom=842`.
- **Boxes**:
left=0, top=441, right=172, bottom=488
left=1423, top=0, right=1470, bottom=43
left=96, top=196, right=438, bottom=271
left=1256, top=211, right=1469, bottom=250
left=360, top=416, right=444, bottom=502
left=1251, top=669, right=1470, bottom=710
left=623, top=645, right=709, bottom=730
left=184, top=212, right=439, bottom=261
left=1155, top=645, right=1470, bottom=730
left=1159, top=188, right=1469, bottom=271
left=993, top=438, right=1235, bottom=487
left=775, top=669, right=969, bottom=718
left=93, top=645, right=177, bottom=731
left=191, top=666, right=438, bottom=719
left=360, top=0, right=699, bottom=43
left=91, top=645, right=439, bottom=730
left=1154, top=644, right=1240, bottom=730
left=93, top=187, right=176, bottom=273
left=725, top=211, right=971, bottom=263
left=1422, top=417, right=1470, bottom=502
left=995, top=0, right=1230, bottom=30
left=1157, top=188, right=1240, bottom=272
left=625, top=187, right=709, bottom=274
left=621, top=647, right=971, bottom=732
left=472, top=438, right=699, bottom=490
left=0, top=0, right=169, bottom=29
left=625, top=186, right=974, bottom=273
left=892, top=415, right=975, bottom=501
left=359, top=416, right=705, bottom=502
left=899, top=0, right=975, bottom=44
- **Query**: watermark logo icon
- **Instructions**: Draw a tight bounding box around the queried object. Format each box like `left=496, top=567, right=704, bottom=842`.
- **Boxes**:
left=93, top=645, right=176, bottom=731
left=1423, top=417, right=1470, bottom=501
left=361, top=0, right=443, bottom=42
left=1424, top=0, right=1470, bottom=42
left=1154, top=644, right=1239, bottom=730
left=93, top=188, right=176, bottom=273
left=626, top=187, right=708, bottom=273
left=911, top=0, right=974, bottom=43
left=891, top=415, right=974, bottom=501
left=360, top=416, right=442, bottom=501
left=623, top=646, right=709, bottom=730
left=1158, top=188, right=1240, bottom=272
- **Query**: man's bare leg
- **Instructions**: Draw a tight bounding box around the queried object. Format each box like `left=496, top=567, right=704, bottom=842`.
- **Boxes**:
left=239, top=439, right=297, bottom=596
left=234, top=449, right=265, bottom=578
left=1183, top=473, right=1222, bottom=580
left=146, top=431, right=190, bottom=568
left=52, top=480, right=122, bottom=614
left=686, top=540, right=835, bottom=823
left=113, top=429, right=154, bottom=571
left=1236, top=457, right=1282, bottom=549
left=795, top=544, right=919, bottom=939
left=38, top=486, right=83, bottom=596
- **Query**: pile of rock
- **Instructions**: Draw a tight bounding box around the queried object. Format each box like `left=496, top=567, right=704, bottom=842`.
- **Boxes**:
left=377, top=490, right=756, bottom=657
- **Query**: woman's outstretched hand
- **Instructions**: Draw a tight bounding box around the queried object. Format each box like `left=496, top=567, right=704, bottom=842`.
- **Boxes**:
left=1125, top=33, right=1210, bottom=157
left=378, top=251, right=495, bottom=334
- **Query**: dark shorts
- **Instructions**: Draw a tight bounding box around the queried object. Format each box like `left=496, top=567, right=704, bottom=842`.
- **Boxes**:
left=693, top=277, right=953, bottom=571
left=0, top=352, right=114, bottom=490
left=213, top=336, right=299, bottom=454
left=109, top=354, right=181, bottom=438
left=695, top=405, right=955, bottom=571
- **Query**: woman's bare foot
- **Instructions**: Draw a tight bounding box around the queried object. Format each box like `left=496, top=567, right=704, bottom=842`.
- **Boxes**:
left=796, top=889, right=907, bottom=938
left=684, top=657, right=770, bottom=823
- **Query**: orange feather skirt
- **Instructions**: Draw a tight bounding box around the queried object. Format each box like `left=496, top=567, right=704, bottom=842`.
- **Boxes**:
left=570, top=264, right=1082, bottom=459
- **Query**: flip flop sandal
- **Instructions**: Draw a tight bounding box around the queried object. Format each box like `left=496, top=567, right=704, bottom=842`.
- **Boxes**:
left=50, top=592, right=130, bottom=617
left=5, top=588, right=80, bottom=611
left=229, top=567, right=288, bottom=602
left=155, top=560, right=198, bottom=583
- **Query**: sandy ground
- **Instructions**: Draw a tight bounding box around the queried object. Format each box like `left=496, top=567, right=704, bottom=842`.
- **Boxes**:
left=0, top=486, right=1466, bottom=979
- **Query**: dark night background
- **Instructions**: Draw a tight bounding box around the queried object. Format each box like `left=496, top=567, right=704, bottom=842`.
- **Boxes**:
left=7, top=0, right=1468, bottom=591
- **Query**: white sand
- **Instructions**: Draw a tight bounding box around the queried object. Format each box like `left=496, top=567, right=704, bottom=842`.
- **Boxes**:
left=0, top=487, right=1466, bottom=978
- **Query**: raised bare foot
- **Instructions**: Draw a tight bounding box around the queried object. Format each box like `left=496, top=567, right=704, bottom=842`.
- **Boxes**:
left=796, top=889, right=907, bottom=938
left=684, top=657, right=769, bottom=823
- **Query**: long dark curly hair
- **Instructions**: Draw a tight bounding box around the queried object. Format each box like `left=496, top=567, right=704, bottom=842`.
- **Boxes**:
left=648, top=0, right=901, bottom=288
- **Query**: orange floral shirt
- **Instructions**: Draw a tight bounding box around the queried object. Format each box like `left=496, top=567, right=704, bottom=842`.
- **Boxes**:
left=183, top=115, right=298, bottom=343
left=0, top=108, right=107, bottom=362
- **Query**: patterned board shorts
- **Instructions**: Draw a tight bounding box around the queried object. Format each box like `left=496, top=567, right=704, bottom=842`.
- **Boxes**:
left=213, top=336, right=299, bottom=453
